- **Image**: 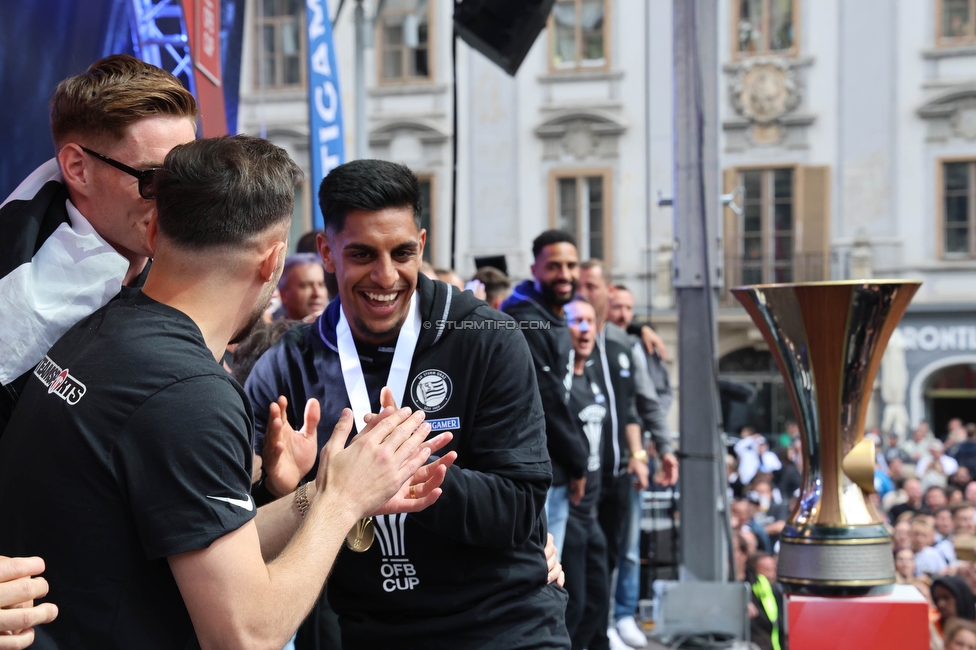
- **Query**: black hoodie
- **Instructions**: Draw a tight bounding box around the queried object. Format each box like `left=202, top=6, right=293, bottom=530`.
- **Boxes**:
left=933, top=575, right=976, bottom=621
left=501, top=280, right=589, bottom=486
left=245, top=274, right=569, bottom=648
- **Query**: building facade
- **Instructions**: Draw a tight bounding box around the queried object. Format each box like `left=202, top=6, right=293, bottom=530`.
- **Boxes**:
left=712, top=0, right=976, bottom=438
left=238, top=0, right=976, bottom=436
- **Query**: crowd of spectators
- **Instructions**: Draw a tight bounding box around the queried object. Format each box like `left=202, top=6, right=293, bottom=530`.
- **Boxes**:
left=729, top=418, right=976, bottom=650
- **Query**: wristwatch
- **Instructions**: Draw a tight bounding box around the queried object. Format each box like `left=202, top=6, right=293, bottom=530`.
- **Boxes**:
left=630, top=449, right=649, bottom=463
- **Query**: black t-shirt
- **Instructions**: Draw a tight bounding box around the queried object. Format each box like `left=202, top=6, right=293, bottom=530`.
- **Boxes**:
left=888, top=502, right=921, bottom=524
left=0, top=290, right=255, bottom=649
left=568, top=365, right=607, bottom=519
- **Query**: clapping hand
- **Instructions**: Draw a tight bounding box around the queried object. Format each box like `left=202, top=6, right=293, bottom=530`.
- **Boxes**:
left=365, top=387, right=457, bottom=515
left=263, top=396, right=320, bottom=497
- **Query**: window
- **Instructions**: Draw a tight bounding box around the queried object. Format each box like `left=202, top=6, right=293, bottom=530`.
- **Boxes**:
left=254, top=0, right=304, bottom=89
left=739, top=169, right=795, bottom=284
left=722, top=166, right=830, bottom=300
left=925, top=364, right=976, bottom=438
left=550, top=0, right=608, bottom=71
left=551, top=171, right=610, bottom=262
left=942, top=161, right=976, bottom=257
left=939, top=0, right=976, bottom=44
left=734, top=0, right=797, bottom=57
left=377, top=0, right=431, bottom=83
left=417, top=175, right=434, bottom=263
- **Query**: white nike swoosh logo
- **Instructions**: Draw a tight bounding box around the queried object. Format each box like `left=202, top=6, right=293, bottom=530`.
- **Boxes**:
left=206, top=494, right=254, bottom=512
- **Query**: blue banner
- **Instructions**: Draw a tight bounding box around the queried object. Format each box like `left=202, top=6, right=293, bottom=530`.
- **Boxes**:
left=305, top=0, right=345, bottom=230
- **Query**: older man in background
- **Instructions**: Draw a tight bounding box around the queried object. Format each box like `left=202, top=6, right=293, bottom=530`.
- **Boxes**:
left=276, top=253, right=328, bottom=321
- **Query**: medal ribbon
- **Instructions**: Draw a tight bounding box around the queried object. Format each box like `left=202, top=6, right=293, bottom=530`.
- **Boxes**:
left=333, top=292, right=421, bottom=433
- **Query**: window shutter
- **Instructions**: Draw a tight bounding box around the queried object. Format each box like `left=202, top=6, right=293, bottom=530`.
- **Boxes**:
left=796, top=166, right=830, bottom=281
left=723, top=167, right=740, bottom=291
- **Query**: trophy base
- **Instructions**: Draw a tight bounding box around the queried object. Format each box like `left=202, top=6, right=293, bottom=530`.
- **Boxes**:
left=778, top=579, right=895, bottom=597
left=777, top=525, right=895, bottom=597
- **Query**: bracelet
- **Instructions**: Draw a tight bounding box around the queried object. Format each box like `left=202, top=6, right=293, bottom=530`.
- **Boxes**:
left=294, top=482, right=310, bottom=519
left=630, top=449, right=649, bottom=463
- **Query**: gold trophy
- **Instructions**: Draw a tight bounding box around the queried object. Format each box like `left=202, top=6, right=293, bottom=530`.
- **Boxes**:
left=732, top=280, right=920, bottom=596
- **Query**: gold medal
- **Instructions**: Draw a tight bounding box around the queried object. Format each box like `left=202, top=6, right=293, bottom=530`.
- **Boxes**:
left=346, top=517, right=374, bottom=552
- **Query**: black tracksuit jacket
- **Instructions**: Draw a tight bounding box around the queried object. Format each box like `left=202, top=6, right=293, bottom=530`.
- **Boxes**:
left=246, top=275, right=569, bottom=649
left=501, top=281, right=589, bottom=487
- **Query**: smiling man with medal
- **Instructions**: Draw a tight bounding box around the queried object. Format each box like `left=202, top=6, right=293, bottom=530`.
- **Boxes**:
left=246, top=159, right=570, bottom=649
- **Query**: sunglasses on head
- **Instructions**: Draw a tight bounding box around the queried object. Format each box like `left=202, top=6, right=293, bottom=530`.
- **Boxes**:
left=80, top=146, right=160, bottom=200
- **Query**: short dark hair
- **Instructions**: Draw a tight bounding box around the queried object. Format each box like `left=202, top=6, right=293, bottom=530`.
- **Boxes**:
left=155, top=135, right=303, bottom=249
left=532, top=229, right=577, bottom=259
left=472, top=266, right=510, bottom=304
left=614, top=283, right=631, bottom=293
left=746, top=551, right=773, bottom=574
left=318, top=159, right=421, bottom=235
left=296, top=229, right=323, bottom=254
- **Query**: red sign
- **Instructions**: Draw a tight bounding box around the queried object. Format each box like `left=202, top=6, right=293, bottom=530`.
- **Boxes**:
left=195, top=0, right=221, bottom=86
left=183, top=0, right=227, bottom=137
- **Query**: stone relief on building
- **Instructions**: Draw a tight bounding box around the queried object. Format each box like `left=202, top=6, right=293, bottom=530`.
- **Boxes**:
left=368, top=119, right=449, bottom=166
left=534, top=110, right=626, bottom=161
left=733, top=62, right=799, bottom=124
left=919, top=88, right=976, bottom=142
left=951, top=99, right=976, bottom=140
left=723, top=56, right=815, bottom=151
left=563, top=121, right=599, bottom=159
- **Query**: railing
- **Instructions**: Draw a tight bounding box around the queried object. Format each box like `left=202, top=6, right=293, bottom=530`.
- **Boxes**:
left=649, top=252, right=831, bottom=311
left=719, top=253, right=829, bottom=307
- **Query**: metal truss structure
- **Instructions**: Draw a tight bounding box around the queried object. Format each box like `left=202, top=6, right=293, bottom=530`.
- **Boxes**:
left=126, top=0, right=196, bottom=96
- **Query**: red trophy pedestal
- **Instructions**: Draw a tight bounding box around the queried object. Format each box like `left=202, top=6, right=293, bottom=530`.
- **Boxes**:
left=787, top=584, right=929, bottom=650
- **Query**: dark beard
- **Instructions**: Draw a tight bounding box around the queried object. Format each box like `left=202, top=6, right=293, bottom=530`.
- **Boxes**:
left=231, top=290, right=273, bottom=345
left=353, top=313, right=406, bottom=345
left=539, top=278, right=578, bottom=308
left=230, top=309, right=265, bottom=345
